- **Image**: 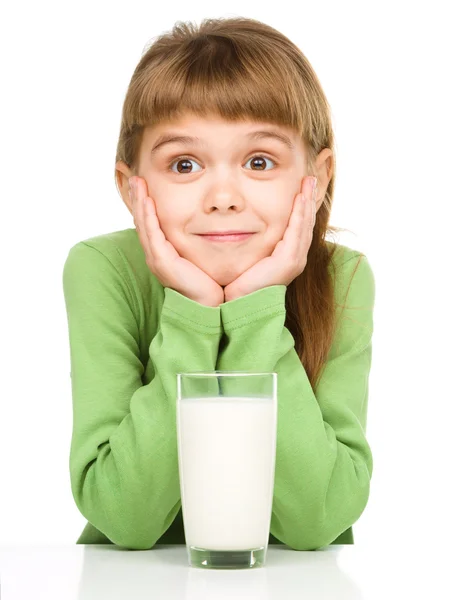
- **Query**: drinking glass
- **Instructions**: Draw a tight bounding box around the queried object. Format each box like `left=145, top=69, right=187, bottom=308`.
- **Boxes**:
left=176, top=370, right=278, bottom=569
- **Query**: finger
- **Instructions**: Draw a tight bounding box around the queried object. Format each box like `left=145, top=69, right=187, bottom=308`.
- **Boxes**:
left=275, top=176, right=315, bottom=261
left=309, top=177, right=317, bottom=230
left=131, top=177, right=154, bottom=264
left=280, top=193, right=304, bottom=249
left=130, top=177, right=144, bottom=239
left=307, top=192, right=315, bottom=236
left=311, top=186, right=317, bottom=229
left=299, top=178, right=316, bottom=233
left=290, top=192, right=313, bottom=259
left=136, top=178, right=168, bottom=262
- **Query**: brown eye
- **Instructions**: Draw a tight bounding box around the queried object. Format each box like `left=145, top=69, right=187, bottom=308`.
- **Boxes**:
left=245, top=155, right=276, bottom=171
left=168, top=153, right=277, bottom=175
left=169, top=156, right=202, bottom=174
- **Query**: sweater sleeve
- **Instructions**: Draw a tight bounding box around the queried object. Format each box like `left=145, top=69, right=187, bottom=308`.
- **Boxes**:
left=217, top=253, right=375, bottom=550
left=62, top=242, right=222, bottom=550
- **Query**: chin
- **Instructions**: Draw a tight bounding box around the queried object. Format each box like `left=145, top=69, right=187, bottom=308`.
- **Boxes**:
left=187, top=259, right=242, bottom=287
left=213, top=273, right=238, bottom=287
left=178, top=239, right=271, bottom=287
left=207, top=265, right=242, bottom=287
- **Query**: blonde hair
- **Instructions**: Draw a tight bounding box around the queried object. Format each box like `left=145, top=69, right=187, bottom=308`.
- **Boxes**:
left=115, top=16, right=354, bottom=392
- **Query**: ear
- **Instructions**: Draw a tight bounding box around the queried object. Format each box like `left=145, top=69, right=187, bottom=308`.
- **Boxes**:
left=115, top=161, right=135, bottom=215
left=313, top=148, right=334, bottom=211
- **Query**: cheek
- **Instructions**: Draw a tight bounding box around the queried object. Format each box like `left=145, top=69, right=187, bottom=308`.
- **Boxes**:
left=260, top=210, right=291, bottom=253
left=154, top=205, right=180, bottom=235
left=267, top=207, right=291, bottom=237
left=159, top=218, right=192, bottom=252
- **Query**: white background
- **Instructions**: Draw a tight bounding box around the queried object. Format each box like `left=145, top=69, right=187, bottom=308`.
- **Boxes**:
left=1, top=0, right=450, bottom=559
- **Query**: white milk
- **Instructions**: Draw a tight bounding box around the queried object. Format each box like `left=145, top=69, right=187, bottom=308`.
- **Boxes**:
left=176, top=396, right=277, bottom=551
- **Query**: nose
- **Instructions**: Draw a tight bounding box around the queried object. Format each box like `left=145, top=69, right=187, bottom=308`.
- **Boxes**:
left=206, top=193, right=245, bottom=213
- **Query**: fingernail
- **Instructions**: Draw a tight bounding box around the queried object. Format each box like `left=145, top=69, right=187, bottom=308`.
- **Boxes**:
left=311, top=176, right=318, bottom=191
left=129, top=177, right=135, bottom=190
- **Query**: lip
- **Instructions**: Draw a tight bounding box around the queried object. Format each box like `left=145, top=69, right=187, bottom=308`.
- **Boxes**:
left=197, top=233, right=255, bottom=242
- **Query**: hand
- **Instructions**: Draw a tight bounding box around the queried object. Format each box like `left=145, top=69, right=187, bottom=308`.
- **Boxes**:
left=129, top=176, right=224, bottom=307
left=224, top=176, right=318, bottom=301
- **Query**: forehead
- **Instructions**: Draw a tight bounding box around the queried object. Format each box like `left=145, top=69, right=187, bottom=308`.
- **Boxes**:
left=142, top=112, right=303, bottom=153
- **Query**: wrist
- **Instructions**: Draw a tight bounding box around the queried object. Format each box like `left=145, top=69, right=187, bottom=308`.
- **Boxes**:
left=202, top=298, right=223, bottom=307
left=224, top=286, right=241, bottom=303
left=198, top=292, right=224, bottom=307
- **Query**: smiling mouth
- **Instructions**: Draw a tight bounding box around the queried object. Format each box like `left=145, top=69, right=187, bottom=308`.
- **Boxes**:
left=196, top=233, right=256, bottom=243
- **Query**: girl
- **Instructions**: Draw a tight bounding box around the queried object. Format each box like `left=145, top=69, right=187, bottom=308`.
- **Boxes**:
left=63, top=16, right=375, bottom=551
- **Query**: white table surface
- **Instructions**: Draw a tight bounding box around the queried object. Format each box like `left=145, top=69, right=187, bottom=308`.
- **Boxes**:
left=0, top=542, right=447, bottom=599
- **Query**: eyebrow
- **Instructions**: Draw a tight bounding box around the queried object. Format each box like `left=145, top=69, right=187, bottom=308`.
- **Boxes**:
left=150, top=129, right=296, bottom=155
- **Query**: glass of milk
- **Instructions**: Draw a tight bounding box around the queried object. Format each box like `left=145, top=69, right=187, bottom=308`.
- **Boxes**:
left=176, top=370, right=277, bottom=570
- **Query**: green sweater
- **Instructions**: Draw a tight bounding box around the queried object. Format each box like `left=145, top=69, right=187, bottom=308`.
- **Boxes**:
left=62, top=228, right=375, bottom=550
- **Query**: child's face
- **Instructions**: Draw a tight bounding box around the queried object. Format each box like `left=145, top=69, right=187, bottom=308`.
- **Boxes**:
left=122, top=112, right=313, bottom=287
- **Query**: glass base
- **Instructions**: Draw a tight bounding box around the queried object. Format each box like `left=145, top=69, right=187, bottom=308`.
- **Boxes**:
left=187, top=545, right=266, bottom=569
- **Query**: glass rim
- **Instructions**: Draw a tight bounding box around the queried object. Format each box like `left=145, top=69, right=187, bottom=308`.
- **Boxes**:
left=177, top=371, right=276, bottom=378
